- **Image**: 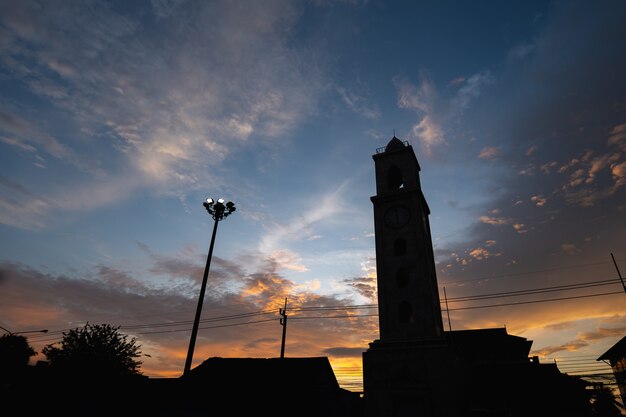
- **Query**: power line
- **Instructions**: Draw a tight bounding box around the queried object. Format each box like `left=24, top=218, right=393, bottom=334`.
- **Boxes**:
left=444, top=290, right=623, bottom=311
left=136, top=318, right=276, bottom=335
left=121, top=309, right=276, bottom=330
left=287, top=277, right=623, bottom=313
left=290, top=313, right=378, bottom=320
left=26, top=276, right=625, bottom=340
left=442, top=258, right=626, bottom=286
left=288, top=289, right=622, bottom=315
left=445, top=280, right=619, bottom=302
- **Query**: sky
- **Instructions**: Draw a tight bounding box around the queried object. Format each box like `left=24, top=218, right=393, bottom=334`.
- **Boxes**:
left=1, top=0, right=625, bottom=393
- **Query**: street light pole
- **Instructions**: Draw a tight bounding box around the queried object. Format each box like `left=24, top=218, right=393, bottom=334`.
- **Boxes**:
left=183, top=198, right=236, bottom=376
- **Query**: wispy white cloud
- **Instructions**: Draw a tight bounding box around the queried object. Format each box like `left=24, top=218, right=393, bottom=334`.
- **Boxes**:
left=259, top=181, right=350, bottom=254
left=526, top=144, right=539, bottom=156
left=395, top=75, right=445, bottom=154
left=394, top=70, right=492, bottom=156
left=0, top=111, right=104, bottom=177
left=450, top=71, right=494, bottom=110
left=336, top=85, right=380, bottom=120
left=268, top=249, right=309, bottom=272
left=478, top=146, right=498, bottom=160
left=0, top=0, right=324, bottom=226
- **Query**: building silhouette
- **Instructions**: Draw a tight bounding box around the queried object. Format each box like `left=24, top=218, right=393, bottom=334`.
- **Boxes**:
left=598, top=335, right=626, bottom=408
left=362, top=137, right=593, bottom=417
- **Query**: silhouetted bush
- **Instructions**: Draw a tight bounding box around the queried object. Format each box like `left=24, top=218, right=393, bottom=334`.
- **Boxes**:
left=0, top=334, right=36, bottom=377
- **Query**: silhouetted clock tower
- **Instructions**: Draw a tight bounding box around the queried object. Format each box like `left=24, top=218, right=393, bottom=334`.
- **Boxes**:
left=363, top=137, right=460, bottom=417
left=370, top=136, right=444, bottom=341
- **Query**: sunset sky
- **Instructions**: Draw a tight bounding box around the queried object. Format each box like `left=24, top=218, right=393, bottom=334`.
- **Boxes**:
left=1, top=0, right=625, bottom=392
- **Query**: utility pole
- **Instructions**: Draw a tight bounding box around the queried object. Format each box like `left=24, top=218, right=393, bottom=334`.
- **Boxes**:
left=443, top=287, right=452, bottom=332
left=610, top=253, right=626, bottom=294
left=279, top=298, right=288, bottom=358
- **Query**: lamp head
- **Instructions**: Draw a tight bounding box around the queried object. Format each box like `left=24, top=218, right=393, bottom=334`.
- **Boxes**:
left=203, top=197, right=235, bottom=220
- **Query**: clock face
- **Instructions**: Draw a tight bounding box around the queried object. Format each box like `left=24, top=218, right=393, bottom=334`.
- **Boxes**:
left=384, top=205, right=410, bottom=229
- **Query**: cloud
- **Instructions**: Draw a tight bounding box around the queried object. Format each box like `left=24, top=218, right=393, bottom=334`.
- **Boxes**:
left=395, top=70, right=492, bottom=156
left=268, top=249, right=309, bottom=272
left=532, top=326, right=626, bottom=356
left=342, top=276, right=377, bottom=301
left=0, top=253, right=376, bottom=378
left=0, top=169, right=148, bottom=229
left=0, top=111, right=104, bottom=177
left=608, top=123, right=626, bottom=149
left=469, top=247, right=491, bottom=261
left=526, top=145, right=539, bottom=156
left=555, top=127, right=626, bottom=207
left=478, top=147, right=498, bottom=160
left=560, top=243, right=578, bottom=255
left=530, top=195, right=546, bottom=207
left=435, top=2, right=626, bottom=281
left=259, top=182, right=350, bottom=253
left=450, top=71, right=494, bottom=110
left=0, top=176, right=53, bottom=229
left=323, top=346, right=366, bottom=358
left=447, top=77, right=465, bottom=87
left=507, top=42, right=535, bottom=61
left=395, top=75, right=445, bottom=154
left=336, top=85, right=380, bottom=120
left=0, top=0, right=325, bottom=224
left=479, top=215, right=510, bottom=226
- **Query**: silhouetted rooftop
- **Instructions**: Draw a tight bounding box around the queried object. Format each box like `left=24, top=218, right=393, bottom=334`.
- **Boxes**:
left=446, top=327, right=533, bottom=362
left=597, top=335, right=626, bottom=361
left=185, top=356, right=340, bottom=390
left=384, top=136, right=406, bottom=152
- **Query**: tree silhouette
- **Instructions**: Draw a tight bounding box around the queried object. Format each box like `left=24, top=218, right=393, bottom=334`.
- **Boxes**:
left=589, top=383, right=623, bottom=417
left=0, top=334, right=36, bottom=378
left=42, top=323, right=143, bottom=377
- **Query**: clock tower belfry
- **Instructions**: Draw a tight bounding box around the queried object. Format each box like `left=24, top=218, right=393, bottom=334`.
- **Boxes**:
left=370, top=136, right=444, bottom=341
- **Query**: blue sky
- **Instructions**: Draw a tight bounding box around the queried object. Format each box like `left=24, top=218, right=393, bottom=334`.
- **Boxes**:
left=1, top=0, right=625, bottom=391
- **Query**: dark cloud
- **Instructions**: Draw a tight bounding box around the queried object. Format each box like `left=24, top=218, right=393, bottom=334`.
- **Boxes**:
left=434, top=1, right=626, bottom=292
left=342, top=276, right=376, bottom=301
left=323, top=346, right=367, bottom=358
left=0, top=255, right=375, bottom=378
